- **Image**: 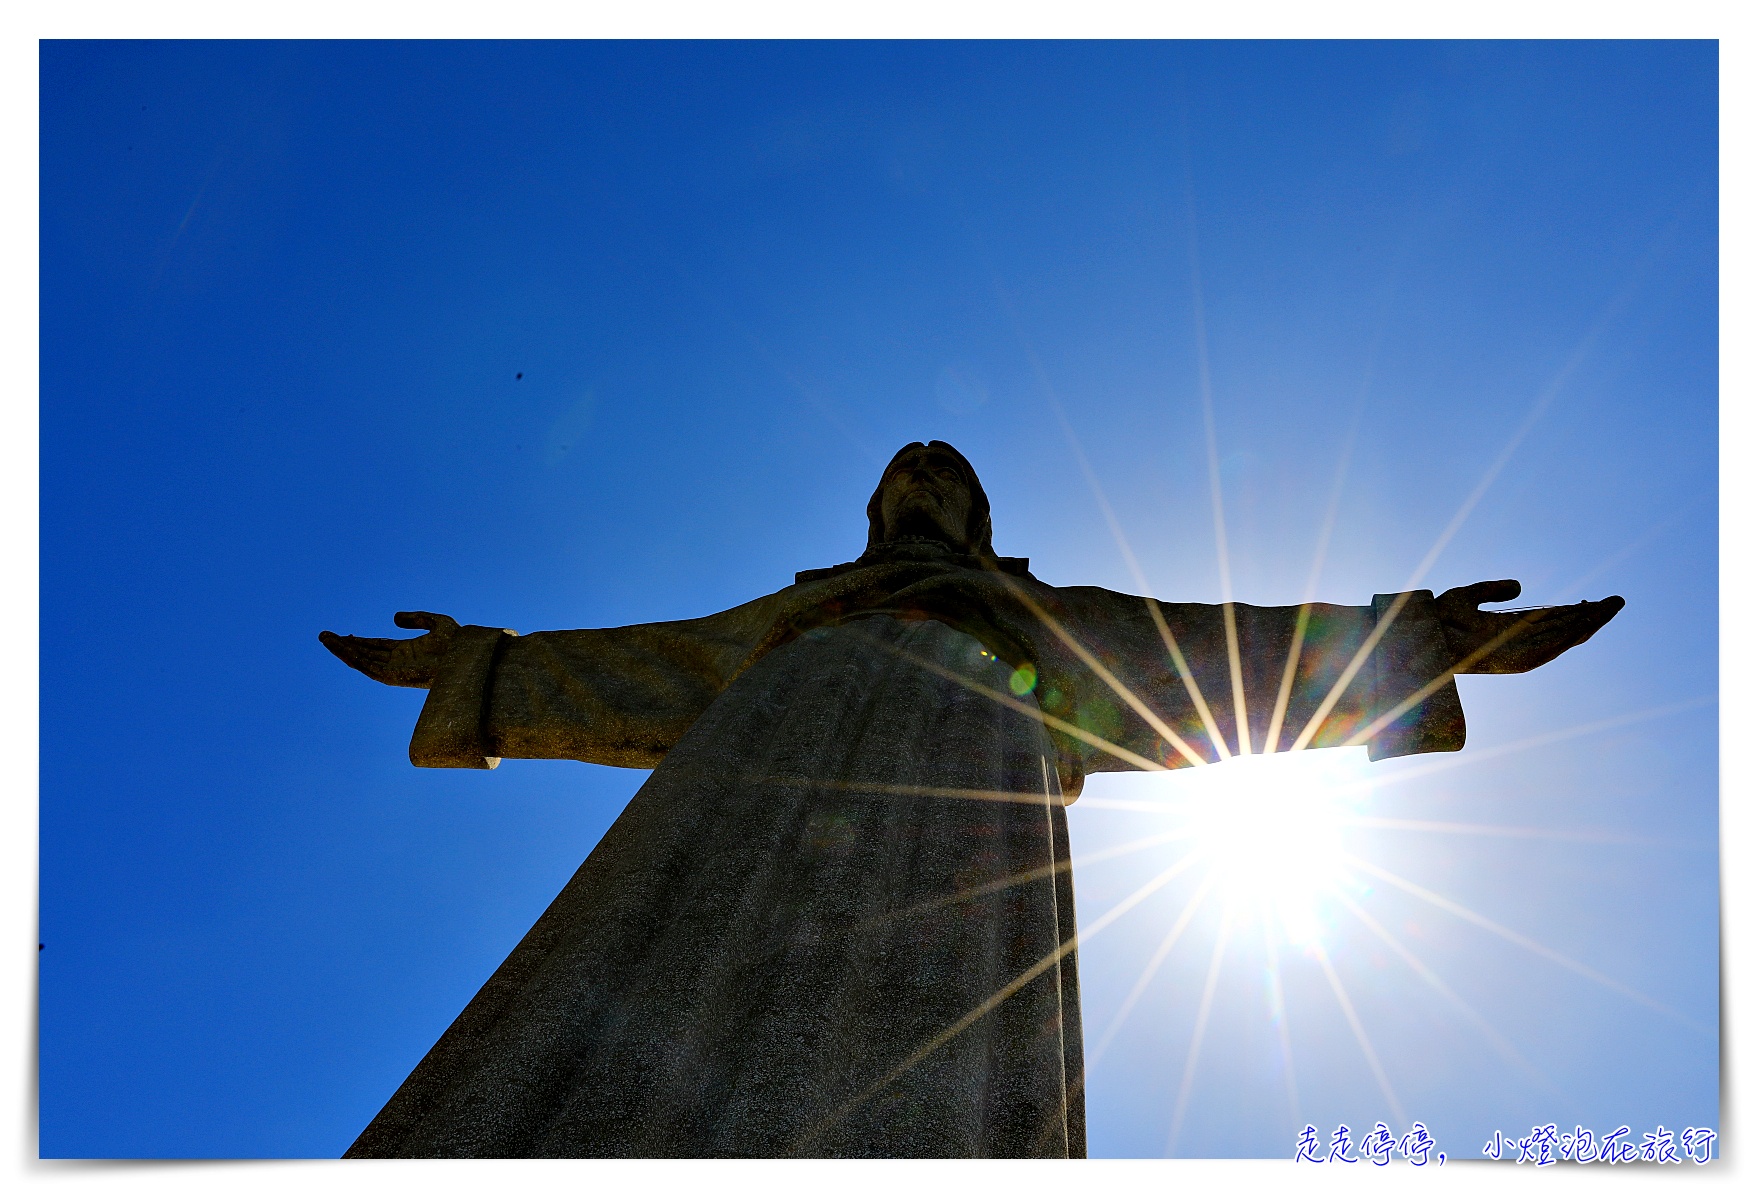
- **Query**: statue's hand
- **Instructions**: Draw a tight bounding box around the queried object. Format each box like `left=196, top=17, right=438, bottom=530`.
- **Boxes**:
left=1434, top=580, right=1625, bottom=674
left=318, top=611, right=461, bottom=688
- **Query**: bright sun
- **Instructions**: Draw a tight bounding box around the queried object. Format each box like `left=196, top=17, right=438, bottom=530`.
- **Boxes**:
left=1159, top=748, right=1370, bottom=946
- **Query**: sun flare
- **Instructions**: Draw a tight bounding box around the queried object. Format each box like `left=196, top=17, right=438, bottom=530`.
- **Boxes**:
left=1159, top=749, right=1369, bottom=947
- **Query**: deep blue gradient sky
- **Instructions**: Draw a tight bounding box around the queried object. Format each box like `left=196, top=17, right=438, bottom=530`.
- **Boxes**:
left=40, top=41, right=1717, bottom=1159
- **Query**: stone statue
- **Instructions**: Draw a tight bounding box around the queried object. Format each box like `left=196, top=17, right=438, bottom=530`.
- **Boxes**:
left=322, top=441, right=1622, bottom=1158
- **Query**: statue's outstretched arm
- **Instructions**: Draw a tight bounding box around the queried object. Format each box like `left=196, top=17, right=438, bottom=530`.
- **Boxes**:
left=319, top=590, right=799, bottom=771
left=1435, top=580, right=1624, bottom=674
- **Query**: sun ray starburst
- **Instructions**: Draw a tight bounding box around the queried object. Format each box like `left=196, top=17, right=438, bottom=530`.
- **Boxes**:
left=1003, top=312, right=1232, bottom=763
left=1311, top=940, right=1409, bottom=1129
left=1342, top=853, right=1708, bottom=1034
left=1166, top=898, right=1236, bottom=1154
left=1088, top=870, right=1221, bottom=1066
left=1260, top=912, right=1304, bottom=1137
left=1329, top=887, right=1556, bottom=1095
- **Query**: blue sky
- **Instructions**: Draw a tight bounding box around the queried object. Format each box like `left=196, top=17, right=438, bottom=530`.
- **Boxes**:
left=39, top=40, right=1717, bottom=1159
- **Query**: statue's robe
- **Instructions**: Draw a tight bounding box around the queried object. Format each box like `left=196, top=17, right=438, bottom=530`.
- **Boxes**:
left=344, top=547, right=1466, bottom=1159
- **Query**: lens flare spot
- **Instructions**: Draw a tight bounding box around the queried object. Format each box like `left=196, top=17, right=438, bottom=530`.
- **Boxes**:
left=1009, top=662, right=1038, bottom=696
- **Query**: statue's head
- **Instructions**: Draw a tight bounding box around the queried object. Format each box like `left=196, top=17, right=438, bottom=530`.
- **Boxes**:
left=866, top=441, right=995, bottom=557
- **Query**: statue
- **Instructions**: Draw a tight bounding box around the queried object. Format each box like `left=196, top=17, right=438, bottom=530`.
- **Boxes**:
left=322, top=441, right=1622, bottom=1158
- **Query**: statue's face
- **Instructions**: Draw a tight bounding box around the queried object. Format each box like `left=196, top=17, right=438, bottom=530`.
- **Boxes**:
left=879, top=447, right=974, bottom=546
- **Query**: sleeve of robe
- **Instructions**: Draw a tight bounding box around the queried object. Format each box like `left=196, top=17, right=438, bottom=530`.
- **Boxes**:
left=403, top=589, right=801, bottom=770
left=1040, top=586, right=1467, bottom=774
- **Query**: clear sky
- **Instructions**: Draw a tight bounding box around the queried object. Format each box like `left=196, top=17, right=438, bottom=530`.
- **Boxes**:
left=40, top=40, right=1717, bottom=1159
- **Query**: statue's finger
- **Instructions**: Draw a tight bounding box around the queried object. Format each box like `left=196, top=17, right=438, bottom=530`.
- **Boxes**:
left=319, top=630, right=362, bottom=661
left=1571, top=596, right=1625, bottom=641
left=1530, top=596, right=1623, bottom=634
left=1460, top=578, right=1521, bottom=606
left=395, top=610, right=459, bottom=633
left=1467, top=597, right=1624, bottom=673
left=321, top=631, right=388, bottom=668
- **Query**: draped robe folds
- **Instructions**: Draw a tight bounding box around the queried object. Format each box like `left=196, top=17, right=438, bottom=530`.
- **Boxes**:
left=345, top=548, right=1466, bottom=1159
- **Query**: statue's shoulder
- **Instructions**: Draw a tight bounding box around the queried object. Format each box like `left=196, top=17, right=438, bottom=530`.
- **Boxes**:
left=1049, top=582, right=1153, bottom=606
left=794, top=552, right=1032, bottom=586
left=793, top=562, right=856, bottom=586
left=1045, top=585, right=1230, bottom=628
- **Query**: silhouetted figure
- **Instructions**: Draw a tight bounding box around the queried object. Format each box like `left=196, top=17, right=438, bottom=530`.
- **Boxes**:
left=324, top=441, right=1620, bottom=1158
